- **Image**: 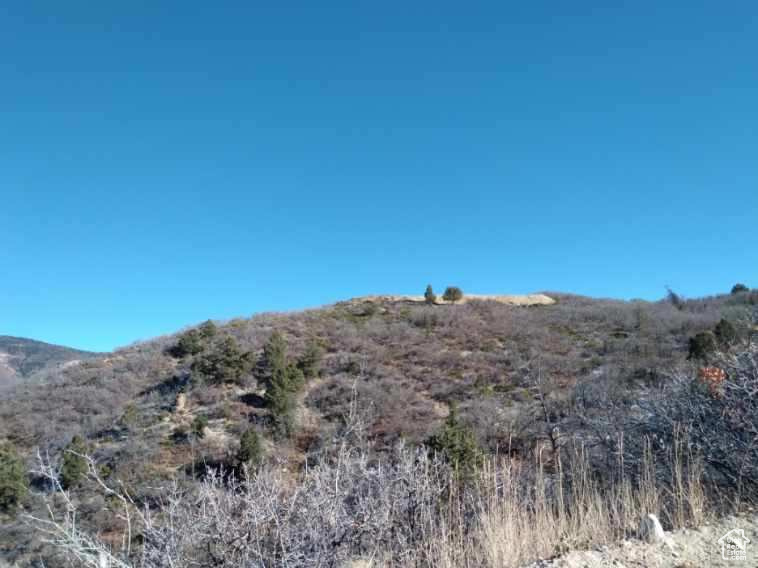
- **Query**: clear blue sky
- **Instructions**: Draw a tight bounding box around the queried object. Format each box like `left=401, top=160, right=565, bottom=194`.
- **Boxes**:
left=2, top=2, right=756, bottom=352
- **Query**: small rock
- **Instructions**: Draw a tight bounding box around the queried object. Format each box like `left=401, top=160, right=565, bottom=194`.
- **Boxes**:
left=176, top=393, right=187, bottom=413
left=639, top=513, right=666, bottom=543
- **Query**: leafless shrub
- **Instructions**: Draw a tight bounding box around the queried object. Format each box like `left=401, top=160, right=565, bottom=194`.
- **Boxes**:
left=28, top=405, right=707, bottom=568
left=641, top=344, right=758, bottom=504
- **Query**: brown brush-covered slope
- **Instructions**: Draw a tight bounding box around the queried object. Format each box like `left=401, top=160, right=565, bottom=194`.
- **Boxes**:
left=2, top=292, right=753, bottom=463
left=0, top=290, right=756, bottom=565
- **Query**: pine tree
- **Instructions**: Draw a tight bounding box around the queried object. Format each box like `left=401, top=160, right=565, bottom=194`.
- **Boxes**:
left=60, top=436, right=88, bottom=490
left=266, top=372, right=295, bottom=438
left=256, top=331, right=288, bottom=386
left=258, top=332, right=306, bottom=438
left=666, top=286, right=685, bottom=310
left=0, top=443, right=28, bottom=512
left=198, top=320, right=217, bottom=339
left=714, top=318, right=738, bottom=347
left=169, top=320, right=218, bottom=358
left=297, top=340, right=323, bottom=380
left=424, top=284, right=436, bottom=305
left=427, top=404, right=482, bottom=475
left=688, top=331, right=717, bottom=361
left=171, top=329, right=204, bottom=358
left=238, top=428, right=263, bottom=467
left=731, top=283, right=749, bottom=294
left=442, top=286, right=464, bottom=304
left=191, top=335, right=251, bottom=385
left=265, top=363, right=304, bottom=438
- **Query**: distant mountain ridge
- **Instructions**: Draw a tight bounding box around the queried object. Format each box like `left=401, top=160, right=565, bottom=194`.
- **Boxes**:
left=0, top=335, right=100, bottom=385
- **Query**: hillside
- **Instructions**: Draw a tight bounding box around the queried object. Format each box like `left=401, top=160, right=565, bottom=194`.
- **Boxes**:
left=0, top=288, right=756, bottom=566
left=2, top=291, right=728, bottom=453
left=0, top=336, right=99, bottom=387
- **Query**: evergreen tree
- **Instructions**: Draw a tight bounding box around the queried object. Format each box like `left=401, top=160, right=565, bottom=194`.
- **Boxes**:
left=424, top=284, right=436, bottom=305
left=297, top=340, right=323, bottom=380
left=198, top=320, right=217, bottom=340
left=191, top=335, right=251, bottom=385
left=256, top=331, right=288, bottom=386
left=732, top=283, right=749, bottom=294
left=170, top=329, right=204, bottom=358
left=60, top=436, right=88, bottom=490
left=169, top=320, right=218, bottom=358
left=427, top=404, right=483, bottom=474
left=258, top=331, right=307, bottom=438
left=666, top=286, right=685, bottom=310
left=265, top=363, right=304, bottom=438
left=714, top=318, right=738, bottom=347
left=442, top=286, right=464, bottom=304
left=0, top=443, right=28, bottom=512
left=688, top=331, right=717, bottom=362
left=238, top=427, right=264, bottom=467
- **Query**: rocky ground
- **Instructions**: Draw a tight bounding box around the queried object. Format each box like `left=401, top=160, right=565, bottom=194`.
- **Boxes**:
left=527, top=514, right=758, bottom=568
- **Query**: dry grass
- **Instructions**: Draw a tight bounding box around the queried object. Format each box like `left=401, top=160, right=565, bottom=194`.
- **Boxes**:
left=413, top=439, right=706, bottom=568
left=29, top=430, right=708, bottom=568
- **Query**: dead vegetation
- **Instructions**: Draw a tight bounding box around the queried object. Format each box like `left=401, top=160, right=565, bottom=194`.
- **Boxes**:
left=26, top=397, right=708, bottom=567
left=1, top=289, right=757, bottom=565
